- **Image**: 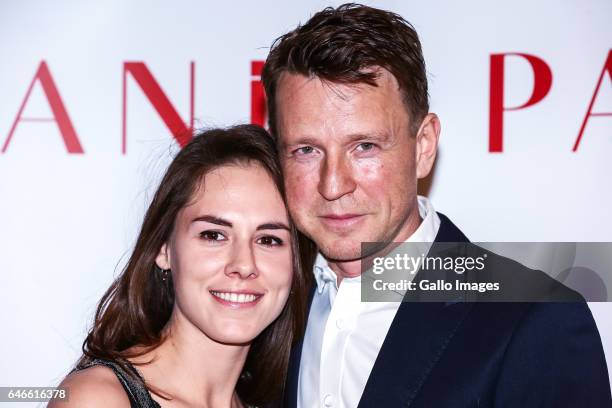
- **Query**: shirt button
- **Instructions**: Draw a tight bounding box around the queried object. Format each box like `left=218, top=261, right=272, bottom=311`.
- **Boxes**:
left=323, top=394, right=334, bottom=407
left=336, top=318, right=344, bottom=330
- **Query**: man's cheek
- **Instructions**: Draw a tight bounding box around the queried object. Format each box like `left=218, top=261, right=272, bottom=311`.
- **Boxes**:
left=354, top=157, right=384, bottom=179
left=353, top=164, right=385, bottom=196
left=286, top=170, right=314, bottom=200
left=284, top=175, right=311, bottom=223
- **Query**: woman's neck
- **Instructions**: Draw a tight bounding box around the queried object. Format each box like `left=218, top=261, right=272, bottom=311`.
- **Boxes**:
left=131, top=310, right=250, bottom=408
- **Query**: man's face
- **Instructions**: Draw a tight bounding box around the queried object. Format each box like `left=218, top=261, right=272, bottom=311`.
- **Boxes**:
left=276, top=69, right=436, bottom=262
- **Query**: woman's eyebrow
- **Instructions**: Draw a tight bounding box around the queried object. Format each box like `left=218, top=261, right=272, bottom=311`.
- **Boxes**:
left=192, top=215, right=232, bottom=227
left=257, top=222, right=290, bottom=231
left=191, top=216, right=288, bottom=231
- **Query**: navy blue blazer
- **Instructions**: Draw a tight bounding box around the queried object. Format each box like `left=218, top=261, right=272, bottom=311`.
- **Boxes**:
left=283, top=213, right=611, bottom=407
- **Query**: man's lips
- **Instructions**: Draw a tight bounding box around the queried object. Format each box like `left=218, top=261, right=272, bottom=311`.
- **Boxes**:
left=318, top=213, right=366, bottom=229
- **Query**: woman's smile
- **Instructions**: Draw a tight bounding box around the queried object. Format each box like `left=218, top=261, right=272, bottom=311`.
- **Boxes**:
left=209, top=289, right=265, bottom=308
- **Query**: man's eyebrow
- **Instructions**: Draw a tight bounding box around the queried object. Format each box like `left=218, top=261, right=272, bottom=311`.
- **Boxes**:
left=192, top=215, right=232, bottom=227
left=281, top=132, right=389, bottom=149
left=257, top=222, right=290, bottom=231
left=344, top=131, right=390, bottom=143
left=281, top=136, right=321, bottom=148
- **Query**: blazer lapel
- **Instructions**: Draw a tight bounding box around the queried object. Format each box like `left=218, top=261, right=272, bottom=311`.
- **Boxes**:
left=357, top=300, right=473, bottom=407
left=358, top=212, right=472, bottom=407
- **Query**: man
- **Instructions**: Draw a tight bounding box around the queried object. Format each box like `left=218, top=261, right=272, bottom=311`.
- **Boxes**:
left=262, top=4, right=611, bottom=407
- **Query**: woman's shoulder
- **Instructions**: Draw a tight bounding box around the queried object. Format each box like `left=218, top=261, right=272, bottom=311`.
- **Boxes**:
left=49, top=363, right=131, bottom=407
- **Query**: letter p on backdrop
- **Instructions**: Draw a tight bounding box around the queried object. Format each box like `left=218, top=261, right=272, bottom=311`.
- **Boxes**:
left=489, top=53, right=553, bottom=152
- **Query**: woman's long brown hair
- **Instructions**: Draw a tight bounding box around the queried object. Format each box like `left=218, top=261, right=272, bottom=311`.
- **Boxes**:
left=76, top=125, right=316, bottom=406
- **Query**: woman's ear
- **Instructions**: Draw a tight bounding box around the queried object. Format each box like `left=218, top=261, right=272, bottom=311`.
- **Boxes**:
left=155, top=243, right=171, bottom=270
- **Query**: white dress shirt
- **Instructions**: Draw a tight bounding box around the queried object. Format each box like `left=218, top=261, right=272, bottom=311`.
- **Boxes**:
left=297, top=196, right=441, bottom=408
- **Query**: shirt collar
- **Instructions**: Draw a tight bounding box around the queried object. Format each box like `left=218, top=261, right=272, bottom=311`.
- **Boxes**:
left=312, top=195, right=440, bottom=293
left=314, top=254, right=338, bottom=294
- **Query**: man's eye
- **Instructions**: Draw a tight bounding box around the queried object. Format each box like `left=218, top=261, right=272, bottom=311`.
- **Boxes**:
left=200, top=231, right=227, bottom=241
left=293, top=146, right=315, bottom=156
left=257, top=236, right=284, bottom=247
left=356, top=142, right=375, bottom=152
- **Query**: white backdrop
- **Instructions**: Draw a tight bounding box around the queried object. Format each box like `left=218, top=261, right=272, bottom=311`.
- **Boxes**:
left=1, top=0, right=611, bottom=405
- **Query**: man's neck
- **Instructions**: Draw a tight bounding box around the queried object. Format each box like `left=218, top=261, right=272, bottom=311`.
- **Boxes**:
left=328, top=258, right=362, bottom=284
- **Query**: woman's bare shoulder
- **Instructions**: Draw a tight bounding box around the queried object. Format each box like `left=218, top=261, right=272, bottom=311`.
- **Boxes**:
left=48, top=365, right=130, bottom=407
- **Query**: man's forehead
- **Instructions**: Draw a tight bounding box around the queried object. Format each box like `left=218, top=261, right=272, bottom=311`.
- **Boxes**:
left=276, top=71, right=406, bottom=140
left=276, top=68, right=400, bottom=99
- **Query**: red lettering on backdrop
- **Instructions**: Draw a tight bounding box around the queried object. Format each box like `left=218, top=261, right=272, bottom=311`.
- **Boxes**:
left=573, top=50, right=612, bottom=151
left=122, top=62, right=195, bottom=153
left=251, top=60, right=266, bottom=127
left=489, top=53, right=552, bottom=152
left=2, top=61, right=83, bottom=153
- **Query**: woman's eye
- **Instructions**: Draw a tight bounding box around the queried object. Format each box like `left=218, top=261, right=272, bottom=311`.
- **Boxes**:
left=257, top=236, right=284, bottom=247
left=200, top=230, right=227, bottom=241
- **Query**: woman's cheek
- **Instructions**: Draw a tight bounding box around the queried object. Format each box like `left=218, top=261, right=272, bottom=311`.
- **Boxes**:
left=185, top=246, right=226, bottom=279
left=261, top=251, right=293, bottom=288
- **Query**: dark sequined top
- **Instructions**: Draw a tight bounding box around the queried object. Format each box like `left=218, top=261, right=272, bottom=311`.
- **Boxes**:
left=72, top=358, right=161, bottom=408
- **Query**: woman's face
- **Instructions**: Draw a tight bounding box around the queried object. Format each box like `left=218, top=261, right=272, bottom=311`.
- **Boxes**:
left=156, top=163, right=293, bottom=345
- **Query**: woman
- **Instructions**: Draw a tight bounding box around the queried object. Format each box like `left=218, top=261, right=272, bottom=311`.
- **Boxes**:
left=50, top=125, right=315, bottom=408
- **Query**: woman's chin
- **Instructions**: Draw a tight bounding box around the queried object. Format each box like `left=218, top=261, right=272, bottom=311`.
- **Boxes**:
left=207, top=323, right=264, bottom=346
left=211, top=333, right=257, bottom=346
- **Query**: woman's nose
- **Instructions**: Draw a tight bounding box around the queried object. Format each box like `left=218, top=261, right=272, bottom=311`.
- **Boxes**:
left=224, top=240, right=258, bottom=279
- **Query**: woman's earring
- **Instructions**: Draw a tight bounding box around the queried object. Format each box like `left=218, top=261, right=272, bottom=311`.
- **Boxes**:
left=162, top=268, right=170, bottom=281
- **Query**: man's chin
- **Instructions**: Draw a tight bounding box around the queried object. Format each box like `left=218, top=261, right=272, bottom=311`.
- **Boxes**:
left=317, top=233, right=394, bottom=263
left=319, top=240, right=366, bottom=263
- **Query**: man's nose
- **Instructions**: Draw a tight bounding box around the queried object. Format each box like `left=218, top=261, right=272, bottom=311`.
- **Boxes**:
left=318, top=153, right=357, bottom=201
left=224, top=240, right=258, bottom=279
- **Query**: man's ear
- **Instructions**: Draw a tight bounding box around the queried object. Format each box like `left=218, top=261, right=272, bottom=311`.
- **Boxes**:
left=414, top=113, right=441, bottom=179
left=155, top=243, right=171, bottom=270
